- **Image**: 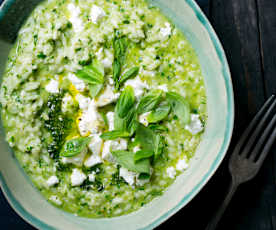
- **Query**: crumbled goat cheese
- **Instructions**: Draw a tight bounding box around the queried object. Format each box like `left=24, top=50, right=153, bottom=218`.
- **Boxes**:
left=176, top=158, right=189, bottom=171
left=102, top=139, right=127, bottom=162
left=166, top=166, right=176, bottom=178
left=78, top=100, right=102, bottom=136
left=102, top=57, right=113, bottom=69
left=160, top=22, right=172, bottom=38
left=133, top=146, right=141, bottom=153
left=62, top=93, right=74, bottom=113
left=88, top=134, right=103, bottom=155
left=139, top=112, right=150, bottom=126
left=61, top=148, right=87, bottom=166
left=67, top=3, right=84, bottom=33
left=45, top=79, right=59, bottom=94
left=120, top=167, right=136, bottom=186
left=124, top=77, right=149, bottom=98
left=76, top=94, right=91, bottom=110
left=46, top=175, right=59, bottom=187
left=49, top=195, right=62, bottom=205
left=67, top=73, right=86, bottom=92
left=185, top=114, right=204, bottom=135
left=84, top=153, right=102, bottom=167
left=90, top=5, right=106, bottom=24
left=106, top=111, right=115, bottom=131
left=157, top=84, right=168, bottom=92
left=95, top=85, right=120, bottom=107
left=71, top=168, right=87, bottom=186
left=88, top=172, right=96, bottom=182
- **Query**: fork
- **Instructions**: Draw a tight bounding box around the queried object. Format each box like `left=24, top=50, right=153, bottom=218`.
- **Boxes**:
left=206, top=95, right=276, bottom=230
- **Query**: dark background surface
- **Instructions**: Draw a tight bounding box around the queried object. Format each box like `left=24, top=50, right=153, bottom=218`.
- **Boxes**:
left=1, top=0, right=276, bottom=229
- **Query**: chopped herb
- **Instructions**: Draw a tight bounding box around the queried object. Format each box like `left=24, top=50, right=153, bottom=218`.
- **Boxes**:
left=37, top=52, right=47, bottom=59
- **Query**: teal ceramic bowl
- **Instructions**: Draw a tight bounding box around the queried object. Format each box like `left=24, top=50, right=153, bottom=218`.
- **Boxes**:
left=0, top=0, right=234, bottom=229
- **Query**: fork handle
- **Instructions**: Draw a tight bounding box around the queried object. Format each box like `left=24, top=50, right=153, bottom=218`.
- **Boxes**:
left=205, top=180, right=239, bottom=230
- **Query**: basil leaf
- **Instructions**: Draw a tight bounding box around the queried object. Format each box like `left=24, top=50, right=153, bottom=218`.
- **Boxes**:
left=154, top=134, right=165, bottom=160
left=113, top=59, right=121, bottom=88
left=119, top=67, right=139, bottom=87
left=100, top=130, right=130, bottom=140
left=166, top=92, right=190, bottom=125
left=60, top=137, right=91, bottom=157
left=113, top=36, right=129, bottom=89
left=134, top=150, right=154, bottom=162
left=137, top=90, right=162, bottom=114
left=89, top=83, right=103, bottom=98
left=135, top=123, right=164, bottom=159
left=138, top=173, right=150, bottom=180
left=135, top=123, right=156, bottom=152
left=147, top=103, right=171, bottom=123
left=114, top=107, right=137, bottom=134
left=112, top=150, right=150, bottom=174
left=148, top=124, right=168, bottom=132
left=115, top=86, right=135, bottom=118
left=76, top=59, right=104, bottom=84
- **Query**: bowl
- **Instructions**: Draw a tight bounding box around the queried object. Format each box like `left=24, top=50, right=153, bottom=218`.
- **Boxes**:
left=0, top=0, right=234, bottom=229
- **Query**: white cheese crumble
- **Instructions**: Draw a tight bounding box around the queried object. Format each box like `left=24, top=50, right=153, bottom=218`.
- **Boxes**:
left=49, top=195, right=62, bottom=205
left=119, top=167, right=136, bottom=186
left=157, top=84, right=168, bottom=92
left=102, top=57, right=113, bottom=69
left=67, top=73, right=86, bottom=92
left=185, top=114, right=204, bottom=135
left=76, top=94, right=91, bottom=110
left=71, top=168, right=87, bottom=186
left=136, top=175, right=150, bottom=186
left=106, top=111, right=115, bottom=131
left=46, top=175, right=59, bottom=187
left=88, top=134, right=103, bottom=155
left=84, top=153, right=102, bottom=167
left=61, top=148, right=87, bottom=166
left=102, top=139, right=127, bottom=162
left=176, top=158, right=189, bottom=171
left=124, top=77, right=149, bottom=98
left=95, top=85, right=120, bottom=107
left=67, top=3, right=84, bottom=33
left=88, top=172, right=96, bottom=182
left=78, top=100, right=102, bottom=136
left=133, top=146, right=141, bottom=153
left=166, top=166, right=176, bottom=178
left=139, top=112, right=150, bottom=127
left=45, top=79, right=59, bottom=94
left=160, top=22, right=172, bottom=38
left=90, top=5, right=106, bottom=24
left=62, top=93, right=74, bottom=113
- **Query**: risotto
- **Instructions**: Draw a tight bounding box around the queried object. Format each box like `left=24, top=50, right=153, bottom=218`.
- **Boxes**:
left=0, top=0, right=207, bottom=218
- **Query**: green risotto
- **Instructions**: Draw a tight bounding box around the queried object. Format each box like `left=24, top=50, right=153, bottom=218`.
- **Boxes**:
left=0, top=0, right=207, bottom=218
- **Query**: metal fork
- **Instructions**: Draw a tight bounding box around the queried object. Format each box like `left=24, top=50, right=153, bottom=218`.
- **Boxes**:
left=206, top=95, right=276, bottom=230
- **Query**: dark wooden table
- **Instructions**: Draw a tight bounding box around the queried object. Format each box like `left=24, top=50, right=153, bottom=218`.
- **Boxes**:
left=1, top=0, right=276, bottom=229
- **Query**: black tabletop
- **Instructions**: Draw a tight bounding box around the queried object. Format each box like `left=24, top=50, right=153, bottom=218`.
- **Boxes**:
left=1, top=0, right=276, bottom=229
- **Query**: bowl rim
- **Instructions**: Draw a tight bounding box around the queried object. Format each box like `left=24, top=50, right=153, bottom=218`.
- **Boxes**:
left=0, top=0, right=234, bottom=229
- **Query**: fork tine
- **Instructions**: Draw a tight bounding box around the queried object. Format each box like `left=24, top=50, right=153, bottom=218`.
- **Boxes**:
left=257, top=125, right=276, bottom=165
left=249, top=112, right=276, bottom=161
left=232, top=95, right=275, bottom=156
left=239, top=98, right=276, bottom=157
